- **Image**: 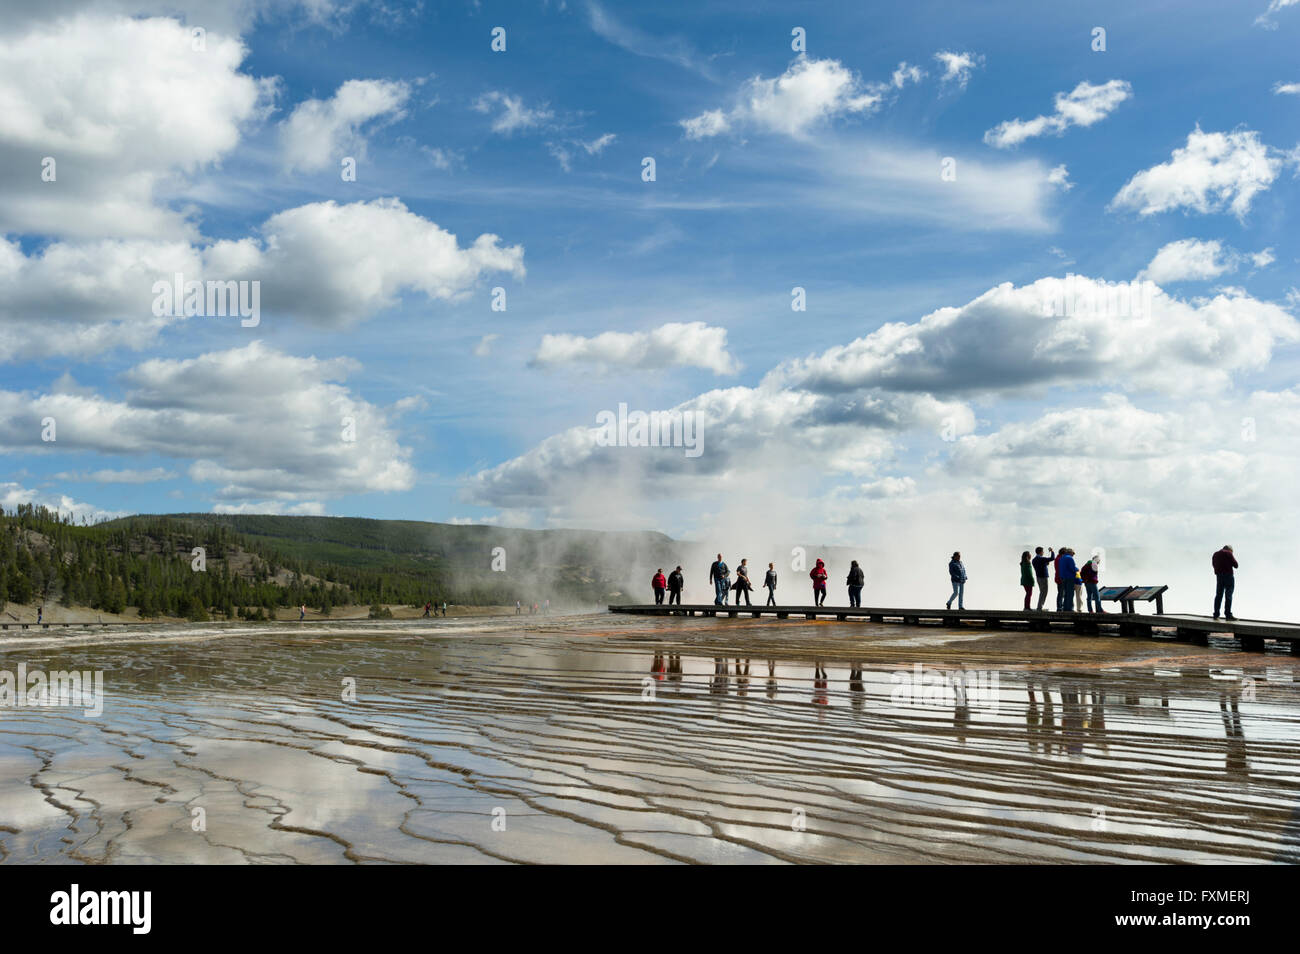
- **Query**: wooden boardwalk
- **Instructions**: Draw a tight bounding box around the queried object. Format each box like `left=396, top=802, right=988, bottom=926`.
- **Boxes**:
left=608, top=603, right=1300, bottom=655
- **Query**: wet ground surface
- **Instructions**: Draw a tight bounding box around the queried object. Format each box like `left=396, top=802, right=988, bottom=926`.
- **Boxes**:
left=1, top=613, right=1297, bottom=864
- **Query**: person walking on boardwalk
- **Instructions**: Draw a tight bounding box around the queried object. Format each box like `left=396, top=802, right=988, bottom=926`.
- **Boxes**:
left=846, top=560, right=865, bottom=607
left=667, top=566, right=684, bottom=605
left=515, top=600, right=521, bottom=615
left=763, top=562, right=778, bottom=605
left=709, top=553, right=730, bottom=605
left=1212, top=545, right=1238, bottom=620
left=442, top=601, right=448, bottom=617
left=423, top=601, right=432, bottom=617
left=299, top=604, right=306, bottom=620
left=733, top=559, right=753, bottom=606
left=946, top=552, right=967, bottom=610
left=1020, top=551, right=1034, bottom=611
left=1055, top=549, right=1078, bottom=613
left=1081, top=556, right=1104, bottom=613
left=652, top=568, right=667, bottom=604
left=1032, top=547, right=1054, bottom=611
left=810, top=558, right=829, bottom=606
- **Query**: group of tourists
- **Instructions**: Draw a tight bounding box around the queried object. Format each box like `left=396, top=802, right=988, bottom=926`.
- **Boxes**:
left=650, top=544, right=1242, bottom=618
left=1018, top=547, right=1104, bottom=614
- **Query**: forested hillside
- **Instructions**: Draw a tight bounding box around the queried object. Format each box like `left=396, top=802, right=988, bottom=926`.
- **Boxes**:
left=1, top=506, right=677, bottom=619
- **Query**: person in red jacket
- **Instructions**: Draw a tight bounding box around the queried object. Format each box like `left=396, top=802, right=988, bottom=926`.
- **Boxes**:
left=1212, top=545, right=1238, bottom=620
left=810, top=558, right=828, bottom=606
left=651, top=569, right=667, bottom=605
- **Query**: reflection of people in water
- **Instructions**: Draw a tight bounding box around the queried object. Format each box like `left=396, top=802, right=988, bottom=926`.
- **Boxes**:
left=849, top=664, right=865, bottom=714
left=766, top=660, right=777, bottom=700
left=1219, top=681, right=1250, bottom=780
left=1061, top=682, right=1085, bottom=756
left=1025, top=679, right=1058, bottom=756
left=813, top=662, right=829, bottom=706
left=666, top=653, right=682, bottom=688
left=952, top=666, right=971, bottom=743
left=1086, top=689, right=1109, bottom=756
left=651, top=651, right=666, bottom=681
left=710, top=657, right=729, bottom=695
left=735, top=658, right=750, bottom=696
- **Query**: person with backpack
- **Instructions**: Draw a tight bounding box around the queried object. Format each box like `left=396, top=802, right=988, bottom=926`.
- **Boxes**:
left=763, top=563, right=778, bottom=605
left=1019, top=551, right=1034, bottom=611
left=846, top=560, right=865, bottom=607
left=709, top=554, right=730, bottom=605
left=1055, top=549, right=1078, bottom=613
left=733, top=559, right=753, bottom=606
left=652, top=568, right=667, bottom=604
left=1212, top=545, right=1238, bottom=620
left=946, top=552, right=967, bottom=610
left=667, top=566, right=684, bottom=605
left=810, top=558, right=829, bottom=606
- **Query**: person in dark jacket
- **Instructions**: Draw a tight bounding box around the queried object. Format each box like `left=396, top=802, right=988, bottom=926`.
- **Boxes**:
left=733, top=559, right=753, bottom=606
left=652, top=569, right=667, bottom=604
left=1031, top=546, right=1054, bottom=611
left=763, top=563, right=778, bottom=605
left=1019, top=551, right=1034, bottom=611
left=709, top=554, right=730, bottom=605
left=1055, top=549, right=1078, bottom=613
left=846, top=560, right=865, bottom=607
left=1212, top=545, right=1238, bottom=620
left=667, top=566, right=684, bottom=605
left=946, top=552, right=967, bottom=609
left=810, top=559, right=829, bottom=606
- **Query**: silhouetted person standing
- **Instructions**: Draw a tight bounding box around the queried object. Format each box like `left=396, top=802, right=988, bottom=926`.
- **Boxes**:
left=1055, top=549, right=1077, bottom=614
left=1032, top=546, right=1054, bottom=611
left=846, top=560, right=864, bottom=607
left=667, top=566, right=684, bottom=605
left=1213, top=545, right=1238, bottom=621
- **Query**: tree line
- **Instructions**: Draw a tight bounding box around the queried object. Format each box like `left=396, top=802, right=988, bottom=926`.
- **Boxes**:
left=0, top=505, right=564, bottom=619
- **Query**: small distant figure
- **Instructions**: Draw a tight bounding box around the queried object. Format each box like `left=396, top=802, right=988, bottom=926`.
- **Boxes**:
left=531, top=602, right=538, bottom=615
left=1032, top=546, right=1054, bottom=611
left=1019, top=551, right=1034, bottom=611
left=1081, top=557, right=1105, bottom=614
left=37, top=605, right=43, bottom=624
left=1212, top=545, right=1238, bottom=621
left=423, top=602, right=432, bottom=617
left=1074, top=556, right=1086, bottom=612
left=1055, top=549, right=1077, bottom=614
left=442, top=601, right=448, bottom=617
left=667, top=566, right=684, bottom=605
left=299, top=604, right=306, bottom=621
left=709, top=553, right=730, bottom=606
left=652, top=568, right=667, bottom=604
left=544, top=599, right=550, bottom=615
left=733, top=559, right=753, bottom=606
left=515, top=600, right=521, bottom=615
left=946, top=552, right=967, bottom=610
left=846, top=560, right=864, bottom=607
left=810, top=558, right=828, bottom=606
left=764, top=563, right=778, bottom=606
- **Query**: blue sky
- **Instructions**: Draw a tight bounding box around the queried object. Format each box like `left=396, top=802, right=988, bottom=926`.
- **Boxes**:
left=3, top=0, right=1300, bottom=607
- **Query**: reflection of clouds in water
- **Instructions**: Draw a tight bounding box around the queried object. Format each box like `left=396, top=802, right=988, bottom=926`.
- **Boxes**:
left=2, top=616, right=1299, bottom=863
